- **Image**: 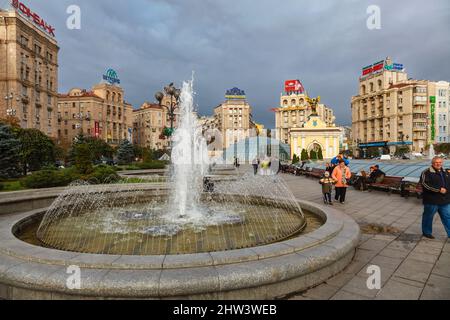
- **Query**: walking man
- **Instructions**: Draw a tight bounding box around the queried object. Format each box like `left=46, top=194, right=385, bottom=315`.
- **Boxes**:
left=419, top=156, right=450, bottom=239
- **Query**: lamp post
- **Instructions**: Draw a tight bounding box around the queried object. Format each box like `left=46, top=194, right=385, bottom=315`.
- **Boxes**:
left=155, top=83, right=181, bottom=147
left=4, top=92, right=17, bottom=117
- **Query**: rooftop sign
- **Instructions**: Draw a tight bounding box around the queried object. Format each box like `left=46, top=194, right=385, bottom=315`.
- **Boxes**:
left=11, top=0, right=56, bottom=37
left=225, top=87, right=246, bottom=100
left=103, top=69, right=121, bottom=85
left=362, top=59, right=404, bottom=77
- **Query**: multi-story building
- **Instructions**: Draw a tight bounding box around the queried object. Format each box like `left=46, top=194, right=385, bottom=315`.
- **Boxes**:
left=133, top=102, right=171, bottom=150
left=213, top=87, right=255, bottom=149
left=435, top=81, right=450, bottom=143
left=57, top=83, right=133, bottom=145
left=0, top=6, right=59, bottom=137
left=274, top=80, right=336, bottom=145
left=351, top=57, right=442, bottom=155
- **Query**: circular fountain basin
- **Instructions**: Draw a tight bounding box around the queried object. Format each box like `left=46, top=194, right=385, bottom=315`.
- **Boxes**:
left=0, top=184, right=360, bottom=300
left=20, top=196, right=321, bottom=256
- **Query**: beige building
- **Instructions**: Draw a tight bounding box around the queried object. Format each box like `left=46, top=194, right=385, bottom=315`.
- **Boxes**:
left=57, top=84, right=133, bottom=145
left=0, top=7, right=59, bottom=137
left=290, top=115, right=341, bottom=159
left=351, top=57, right=438, bottom=154
left=274, top=82, right=335, bottom=145
left=133, top=102, right=171, bottom=150
left=213, top=88, right=255, bottom=149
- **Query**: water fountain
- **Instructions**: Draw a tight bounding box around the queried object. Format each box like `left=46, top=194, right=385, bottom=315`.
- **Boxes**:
left=0, top=79, right=360, bottom=300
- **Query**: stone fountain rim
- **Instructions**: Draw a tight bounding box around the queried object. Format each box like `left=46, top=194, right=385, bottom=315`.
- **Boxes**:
left=5, top=199, right=334, bottom=270
left=0, top=192, right=360, bottom=299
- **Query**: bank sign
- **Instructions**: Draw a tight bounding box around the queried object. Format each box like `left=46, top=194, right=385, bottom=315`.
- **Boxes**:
left=103, top=69, right=121, bottom=85
left=11, top=0, right=55, bottom=37
left=362, top=60, right=404, bottom=77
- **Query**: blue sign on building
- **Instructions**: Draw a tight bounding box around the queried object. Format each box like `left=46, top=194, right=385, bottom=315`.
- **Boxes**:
left=103, top=69, right=121, bottom=85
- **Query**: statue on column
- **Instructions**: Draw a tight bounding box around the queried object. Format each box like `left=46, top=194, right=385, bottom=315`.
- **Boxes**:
left=306, top=96, right=321, bottom=116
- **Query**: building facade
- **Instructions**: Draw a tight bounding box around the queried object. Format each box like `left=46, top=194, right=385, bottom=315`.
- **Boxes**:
left=213, top=88, right=255, bottom=150
left=133, top=102, right=170, bottom=150
left=57, top=83, right=133, bottom=145
left=274, top=80, right=335, bottom=145
left=0, top=7, right=59, bottom=137
left=351, top=57, right=445, bottom=155
left=435, top=81, right=450, bottom=143
left=290, top=115, right=341, bottom=160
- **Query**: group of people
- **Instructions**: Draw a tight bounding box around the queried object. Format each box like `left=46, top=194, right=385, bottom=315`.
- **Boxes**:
left=320, top=155, right=450, bottom=239
left=353, top=165, right=386, bottom=191
left=320, top=155, right=352, bottom=205
left=251, top=156, right=281, bottom=176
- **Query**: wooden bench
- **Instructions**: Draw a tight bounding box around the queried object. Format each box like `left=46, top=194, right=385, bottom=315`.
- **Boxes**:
left=368, top=176, right=403, bottom=194
left=307, top=168, right=325, bottom=179
left=400, top=181, right=423, bottom=199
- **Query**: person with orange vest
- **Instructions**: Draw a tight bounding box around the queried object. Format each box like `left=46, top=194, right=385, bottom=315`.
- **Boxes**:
left=332, top=159, right=352, bottom=204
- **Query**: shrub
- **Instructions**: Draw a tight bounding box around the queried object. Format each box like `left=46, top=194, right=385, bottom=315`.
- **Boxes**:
left=88, top=165, right=120, bottom=184
left=22, top=170, right=73, bottom=189
left=0, top=183, right=4, bottom=191
left=136, top=161, right=167, bottom=170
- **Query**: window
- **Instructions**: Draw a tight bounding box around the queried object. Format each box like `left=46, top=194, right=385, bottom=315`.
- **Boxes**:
left=20, top=36, right=29, bottom=47
left=34, top=44, right=42, bottom=55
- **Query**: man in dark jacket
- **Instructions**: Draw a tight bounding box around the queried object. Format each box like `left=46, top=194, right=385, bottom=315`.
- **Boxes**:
left=419, top=157, right=450, bottom=239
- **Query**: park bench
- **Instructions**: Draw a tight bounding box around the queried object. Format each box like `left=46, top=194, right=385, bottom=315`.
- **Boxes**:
left=400, top=181, right=423, bottom=199
left=308, top=168, right=325, bottom=179
left=368, top=176, right=403, bottom=194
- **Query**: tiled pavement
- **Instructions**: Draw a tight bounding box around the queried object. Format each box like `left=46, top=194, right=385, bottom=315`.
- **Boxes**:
left=281, top=173, right=450, bottom=300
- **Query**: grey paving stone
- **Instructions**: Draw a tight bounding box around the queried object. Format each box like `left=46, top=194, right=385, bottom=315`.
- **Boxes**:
left=421, top=274, right=450, bottom=300
left=340, top=275, right=380, bottom=298
left=394, top=258, right=435, bottom=284
left=378, top=248, right=411, bottom=260
left=302, top=283, right=340, bottom=300
left=325, top=272, right=355, bottom=288
left=432, top=253, right=450, bottom=278
left=376, top=279, right=423, bottom=300
left=331, top=290, right=370, bottom=300
left=358, top=239, right=392, bottom=253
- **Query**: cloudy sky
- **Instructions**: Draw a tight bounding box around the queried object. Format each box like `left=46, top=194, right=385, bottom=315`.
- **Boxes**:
left=5, top=0, right=450, bottom=128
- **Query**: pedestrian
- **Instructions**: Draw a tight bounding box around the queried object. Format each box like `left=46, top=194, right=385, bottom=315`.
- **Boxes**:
left=252, top=157, right=259, bottom=175
left=332, top=159, right=352, bottom=204
left=419, top=156, right=450, bottom=239
left=319, top=171, right=336, bottom=205
left=325, top=163, right=334, bottom=176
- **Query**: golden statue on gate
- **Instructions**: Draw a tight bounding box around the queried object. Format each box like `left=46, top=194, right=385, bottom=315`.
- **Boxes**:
left=306, top=96, right=320, bottom=116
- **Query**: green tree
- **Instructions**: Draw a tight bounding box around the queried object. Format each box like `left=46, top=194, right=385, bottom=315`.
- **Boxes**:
left=17, top=128, right=57, bottom=174
left=0, top=123, right=21, bottom=179
left=74, top=143, right=94, bottom=174
left=301, top=149, right=309, bottom=161
left=317, top=147, right=324, bottom=160
left=292, top=154, right=299, bottom=164
left=310, top=150, right=318, bottom=160
left=85, top=137, right=114, bottom=161
left=117, top=140, right=135, bottom=165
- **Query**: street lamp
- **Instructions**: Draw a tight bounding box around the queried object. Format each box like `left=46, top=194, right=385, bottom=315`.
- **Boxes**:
left=4, top=92, right=17, bottom=117
left=155, top=83, right=181, bottom=142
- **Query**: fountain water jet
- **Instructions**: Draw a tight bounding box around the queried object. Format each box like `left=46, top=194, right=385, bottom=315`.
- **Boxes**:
left=168, top=79, right=209, bottom=222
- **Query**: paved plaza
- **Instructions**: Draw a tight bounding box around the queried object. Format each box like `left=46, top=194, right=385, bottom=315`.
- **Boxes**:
left=280, top=173, right=450, bottom=300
